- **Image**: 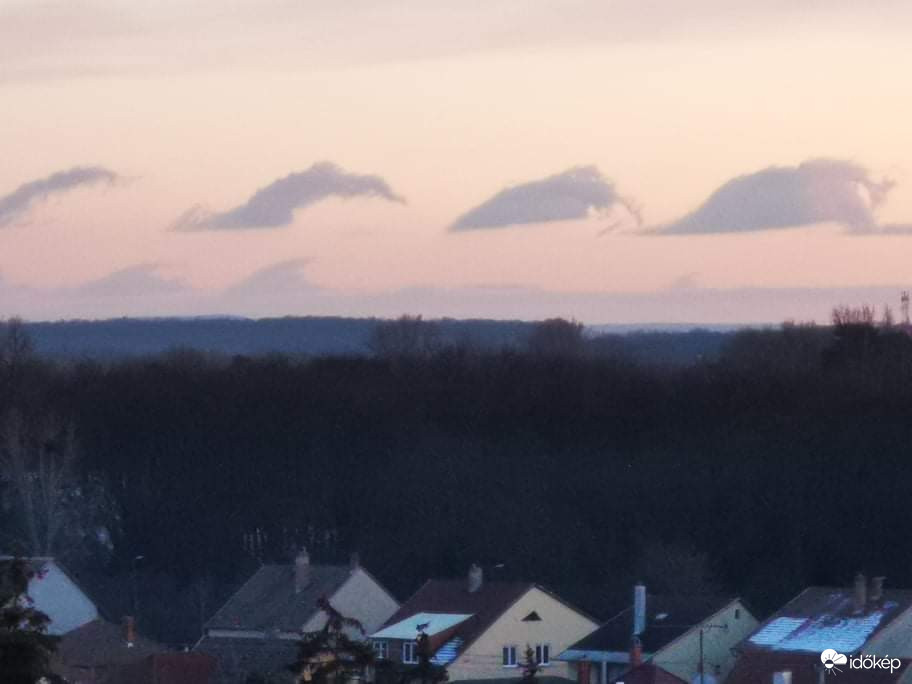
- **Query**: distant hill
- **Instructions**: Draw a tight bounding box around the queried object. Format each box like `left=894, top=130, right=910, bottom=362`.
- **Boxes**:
left=21, top=316, right=742, bottom=365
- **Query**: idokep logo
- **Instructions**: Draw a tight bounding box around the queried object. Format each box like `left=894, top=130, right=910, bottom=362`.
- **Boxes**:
left=820, top=650, right=903, bottom=675
left=821, top=650, right=847, bottom=674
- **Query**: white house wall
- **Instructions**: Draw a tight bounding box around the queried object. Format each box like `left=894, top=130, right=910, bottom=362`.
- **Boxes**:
left=28, top=561, right=98, bottom=635
left=450, top=587, right=599, bottom=681
left=652, top=601, right=758, bottom=684
left=302, top=568, right=400, bottom=636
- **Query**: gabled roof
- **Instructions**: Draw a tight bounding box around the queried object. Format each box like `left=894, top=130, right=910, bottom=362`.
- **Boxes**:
left=206, top=563, right=354, bottom=632
left=617, top=663, right=689, bottom=684
left=377, top=579, right=534, bottom=651
left=725, top=651, right=911, bottom=684
left=55, top=618, right=162, bottom=667
left=562, top=595, right=737, bottom=657
left=741, top=587, right=912, bottom=654
left=195, top=634, right=299, bottom=682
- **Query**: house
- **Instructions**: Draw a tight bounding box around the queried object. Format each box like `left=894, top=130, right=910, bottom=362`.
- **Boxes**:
left=117, top=653, right=218, bottom=684
left=725, top=574, right=912, bottom=684
left=368, top=563, right=600, bottom=683
left=558, top=584, right=757, bottom=684
left=0, top=555, right=99, bottom=635
left=52, top=616, right=164, bottom=683
left=1, top=556, right=182, bottom=683
left=195, top=548, right=400, bottom=684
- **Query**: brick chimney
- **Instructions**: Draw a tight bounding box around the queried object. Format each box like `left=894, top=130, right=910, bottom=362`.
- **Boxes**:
left=295, top=546, right=311, bottom=593
left=633, top=583, right=647, bottom=636
left=468, top=563, right=483, bottom=593
left=852, top=572, right=867, bottom=613
left=350, top=551, right=360, bottom=571
left=124, top=615, right=136, bottom=648
left=630, top=636, right=642, bottom=667
left=870, top=576, right=885, bottom=603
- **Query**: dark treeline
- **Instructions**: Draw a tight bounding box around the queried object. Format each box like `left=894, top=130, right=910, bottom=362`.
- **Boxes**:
left=2, top=314, right=912, bottom=645
left=21, top=316, right=731, bottom=366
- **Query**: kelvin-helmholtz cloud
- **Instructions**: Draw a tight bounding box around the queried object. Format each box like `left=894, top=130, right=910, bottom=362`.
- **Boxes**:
left=0, top=166, right=119, bottom=227
left=655, top=158, right=909, bottom=235
left=450, top=166, right=640, bottom=231
left=175, top=161, right=405, bottom=231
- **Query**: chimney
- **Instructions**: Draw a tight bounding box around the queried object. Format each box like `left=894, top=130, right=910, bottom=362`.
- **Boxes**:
left=852, top=572, right=867, bottom=613
left=633, top=583, right=647, bottom=636
left=124, top=615, right=136, bottom=648
left=468, top=563, right=483, bottom=593
left=630, top=636, right=643, bottom=667
left=295, top=547, right=311, bottom=593
left=870, top=576, right=885, bottom=603
left=350, top=552, right=361, bottom=571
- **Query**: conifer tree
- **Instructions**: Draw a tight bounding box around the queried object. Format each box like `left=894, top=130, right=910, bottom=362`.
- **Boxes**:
left=399, top=630, right=447, bottom=684
left=521, top=645, right=539, bottom=683
left=0, top=558, right=60, bottom=684
left=289, top=596, right=375, bottom=683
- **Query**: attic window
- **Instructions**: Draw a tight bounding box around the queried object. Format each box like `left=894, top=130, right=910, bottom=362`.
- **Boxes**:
left=655, top=613, right=669, bottom=621
left=522, top=611, right=542, bottom=622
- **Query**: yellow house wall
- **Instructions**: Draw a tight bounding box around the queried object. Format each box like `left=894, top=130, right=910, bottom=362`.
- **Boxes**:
left=449, top=587, right=599, bottom=681
left=652, top=601, right=758, bottom=684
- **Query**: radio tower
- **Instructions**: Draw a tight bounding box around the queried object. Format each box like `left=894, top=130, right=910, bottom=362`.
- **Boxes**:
left=902, top=291, right=910, bottom=326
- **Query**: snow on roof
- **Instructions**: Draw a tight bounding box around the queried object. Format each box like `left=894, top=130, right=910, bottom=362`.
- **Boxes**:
left=748, top=603, right=899, bottom=653
left=431, top=636, right=464, bottom=665
left=371, top=612, right=473, bottom=640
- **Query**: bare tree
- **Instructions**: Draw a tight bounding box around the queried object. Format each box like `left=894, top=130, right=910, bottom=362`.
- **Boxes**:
left=0, top=317, right=34, bottom=366
left=527, top=318, right=586, bottom=358
left=881, top=305, right=895, bottom=329
left=369, top=315, right=440, bottom=358
left=0, top=411, right=117, bottom=561
left=635, top=540, right=719, bottom=596
left=831, top=305, right=876, bottom=327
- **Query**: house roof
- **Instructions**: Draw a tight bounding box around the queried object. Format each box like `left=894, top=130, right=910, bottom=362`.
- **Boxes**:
left=195, top=634, right=299, bottom=683
left=54, top=618, right=162, bottom=667
left=372, top=612, right=474, bottom=639
left=617, top=663, right=689, bottom=684
left=117, top=653, right=217, bottom=684
left=377, top=579, right=534, bottom=652
left=725, top=651, right=911, bottom=684
left=562, top=595, right=736, bottom=658
left=741, top=587, right=912, bottom=654
left=206, top=563, right=354, bottom=632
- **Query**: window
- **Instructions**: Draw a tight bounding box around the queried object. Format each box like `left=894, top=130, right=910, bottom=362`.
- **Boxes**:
left=735, top=608, right=741, bottom=619
left=372, top=641, right=388, bottom=660
left=402, top=641, right=418, bottom=664
left=535, top=644, right=550, bottom=666
left=503, top=645, right=518, bottom=667
left=773, top=671, right=792, bottom=684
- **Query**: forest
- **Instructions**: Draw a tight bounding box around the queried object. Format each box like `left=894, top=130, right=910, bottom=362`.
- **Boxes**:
left=1, top=311, right=911, bottom=647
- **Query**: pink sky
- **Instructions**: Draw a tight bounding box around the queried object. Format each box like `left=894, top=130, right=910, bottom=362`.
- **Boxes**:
left=2, top=1, right=912, bottom=323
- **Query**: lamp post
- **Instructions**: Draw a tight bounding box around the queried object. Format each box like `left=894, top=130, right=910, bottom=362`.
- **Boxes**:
left=131, top=554, right=145, bottom=621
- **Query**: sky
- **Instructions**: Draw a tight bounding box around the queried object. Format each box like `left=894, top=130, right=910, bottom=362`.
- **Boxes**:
left=2, top=1, right=912, bottom=324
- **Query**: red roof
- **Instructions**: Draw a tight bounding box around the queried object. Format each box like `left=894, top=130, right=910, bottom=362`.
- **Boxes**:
left=619, top=663, right=689, bottom=684
left=726, top=651, right=909, bottom=684
left=119, top=653, right=217, bottom=684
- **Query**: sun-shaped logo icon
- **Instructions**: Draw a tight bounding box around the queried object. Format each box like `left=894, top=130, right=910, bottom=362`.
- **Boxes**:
left=820, top=649, right=848, bottom=675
